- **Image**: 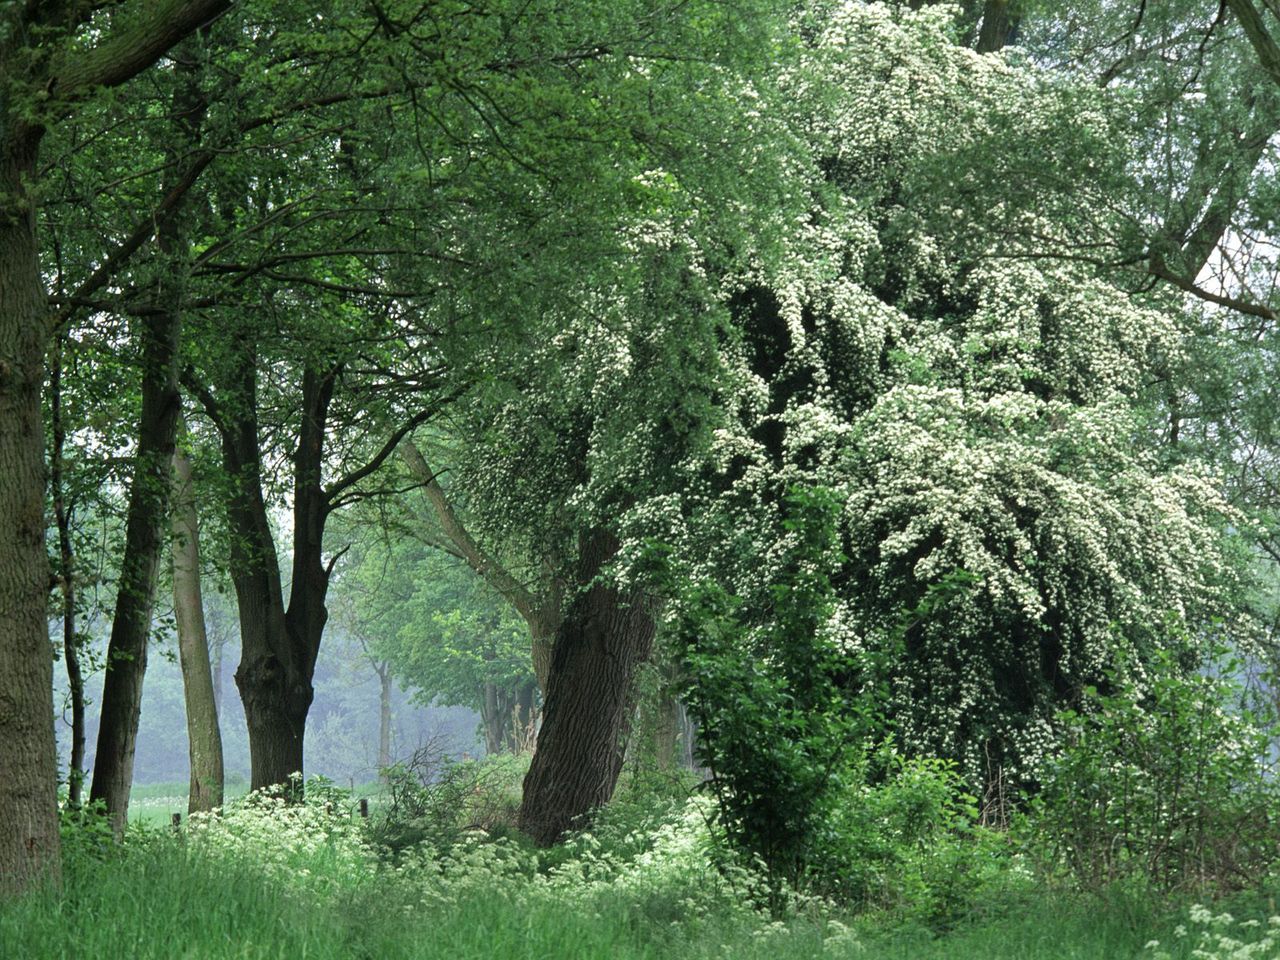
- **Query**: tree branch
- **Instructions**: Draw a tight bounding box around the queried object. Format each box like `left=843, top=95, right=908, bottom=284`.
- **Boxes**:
left=324, top=405, right=442, bottom=509
left=399, top=440, right=538, bottom=623
left=49, top=0, right=233, bottom=105
left=1149, top=253, right=1277, bottom=321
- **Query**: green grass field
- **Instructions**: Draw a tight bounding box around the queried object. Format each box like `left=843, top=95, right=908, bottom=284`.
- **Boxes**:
left=2, top=840, right=1271, bottom=960
left=3, top=791, right=1277, bottom=960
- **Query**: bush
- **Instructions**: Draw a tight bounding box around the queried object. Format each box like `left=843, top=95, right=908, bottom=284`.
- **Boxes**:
left=666, top=488, right=864, bottom=905
left=809, top=749, right=1026, bottom=924
left=1027, top=643, right=1279, bottom=892
left=372, top=744, right=530, bottom=854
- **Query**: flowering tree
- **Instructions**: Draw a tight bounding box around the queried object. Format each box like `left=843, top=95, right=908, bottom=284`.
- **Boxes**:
left=660, top=3, right=1252, bottom=788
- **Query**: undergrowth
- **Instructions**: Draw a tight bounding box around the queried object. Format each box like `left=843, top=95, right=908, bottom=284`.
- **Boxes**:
left=3, top=763, right=1279, bottom=960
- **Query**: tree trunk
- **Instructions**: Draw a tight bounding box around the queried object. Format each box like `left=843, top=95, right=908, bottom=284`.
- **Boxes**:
left=653, top=687, right=680, bottom=772
left=512, top=680, right=537, bottom=751
left=89, top=40, right=204, bottom=831
left=0, top=140, right=62, bottom=895
left=377, top=663, right=392, bottom=770
left=517, top=529, right=656, bottom=845
left=210, top=359, right=335, bottom=794
left=975, top=1, right=1021, bottom=53
left=50, top=334, right=86, bottom=806
left=481, top=682, right=504, bottom=755
left=172, top=436, right=224, bottom=814
left=224, top=414, right=313, bottom=793
left=531, top=628, right=554, bottom=697
left=88, top=301, right=183, bottom=832
left=211, top=628, right=224, bottom=715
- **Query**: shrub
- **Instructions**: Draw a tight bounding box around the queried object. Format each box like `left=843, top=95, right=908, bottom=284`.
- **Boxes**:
left=1027, top=643, right=1279, bottom=892
left=666, top=487, right=864, bottom=905
left=808, top=749, right=1026, bottom=924
left=372, top=745, right=530, bottom=854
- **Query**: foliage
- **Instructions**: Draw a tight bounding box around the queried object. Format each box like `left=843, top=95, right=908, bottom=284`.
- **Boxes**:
left=664, top=487, right=865, bottom=901
left=330, top=534, right=533, bottom=716
left=819, top=752, right=1023, bottom=924
left=643, top=1, right=1256, bottom=791
left=1026, top=642, right=1280, bottom=892
left=10, top=784, right=1276, bottom=959
left=372, top=746, right=530, bottom=854
left=1147, top=905, right=1280, bottom=960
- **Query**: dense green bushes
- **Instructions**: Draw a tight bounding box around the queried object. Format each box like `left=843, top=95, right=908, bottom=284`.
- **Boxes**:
left=1028, top=645, right=1279, bottom=893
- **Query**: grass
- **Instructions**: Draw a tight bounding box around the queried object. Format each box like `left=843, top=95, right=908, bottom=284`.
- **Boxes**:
left=2, top=819, right=1275, bottom=959
left=127, top=780, right=252, bottom=826
left=0, top=846, right=1259, bottom=960
left=6, top=770, right=1277, bottom=960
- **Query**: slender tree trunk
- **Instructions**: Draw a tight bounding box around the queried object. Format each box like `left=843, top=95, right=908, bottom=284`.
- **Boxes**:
left=89, top=41, right=204, bottom=831
left=377, top=663, right=392, bottom=770
left=172, top=433, right=224, bottom=814
left=481, top=682, right=504, bottom=755
left=50, top=334, right=86, bottom=806
left=89, top=303, right=183, bottom=831
left=518, top=529, right=656, bottom=845
left=0, top=138, right=62, bottom=895
left=211, top=630, right=224, bottom=715
left=653, top=690, right=680, bottom=772
left=512, top=680, right=537, bottom=751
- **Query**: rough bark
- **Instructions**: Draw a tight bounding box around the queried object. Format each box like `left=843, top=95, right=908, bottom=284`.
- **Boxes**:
left=0, top=142, right=62, bottom=896
left=172, top=435, right=224, bottom=814
left=530, top=630, right=554, bottom=698
left=517, top=529, right=656, bottom=845
left=0, top=0, right=231, bottom=893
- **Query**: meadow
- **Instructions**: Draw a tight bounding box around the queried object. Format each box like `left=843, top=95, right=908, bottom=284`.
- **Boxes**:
left=4, top=764, right=1278, bottom=960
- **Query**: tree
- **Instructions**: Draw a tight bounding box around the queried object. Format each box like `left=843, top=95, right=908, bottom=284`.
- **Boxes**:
left=0, top=0, right=231, bottom=897
left=172, top=422, right=224, bottom=814
left=88, top=31, right=211, bottom=832
left=401, top=441, right=561, bottom=696
left=328, top=527, right=536, bottom=756
left=718, top=3, right=1248, bottom=783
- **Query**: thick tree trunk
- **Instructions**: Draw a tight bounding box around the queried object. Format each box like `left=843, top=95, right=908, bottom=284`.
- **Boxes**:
left=224, top=429, right=313, bottom=793
left=211, top=360, right=335, bottom=794
left=531, top=628, right=554, bottom=697
left=50, top=335, right=86, bottom=806
left=517, top=529, right=656, bottom=845
left=975, top=0, right=1021, bottom=53
left=172, top=437, right=224, bottom=814
left=0, top=142, right=62, bottom=895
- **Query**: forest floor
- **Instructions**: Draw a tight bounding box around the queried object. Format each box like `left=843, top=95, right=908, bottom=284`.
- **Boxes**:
left=3, top=785, right=1277, bottom=960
